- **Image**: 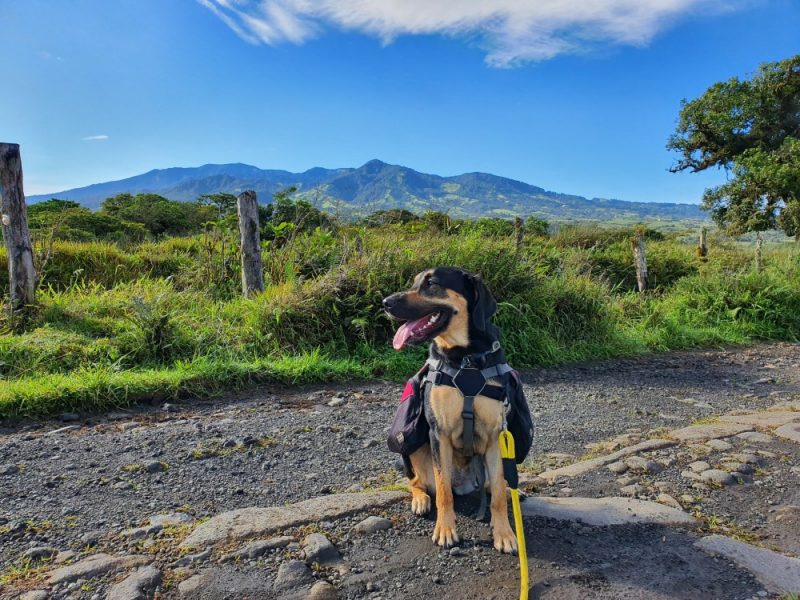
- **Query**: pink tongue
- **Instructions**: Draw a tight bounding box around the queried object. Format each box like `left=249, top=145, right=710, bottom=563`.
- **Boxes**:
left=392, top=315, right=429, bottom=350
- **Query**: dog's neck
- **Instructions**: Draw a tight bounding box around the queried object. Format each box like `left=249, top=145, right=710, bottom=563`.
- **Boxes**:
left=430, top=333, right=502, bottom=368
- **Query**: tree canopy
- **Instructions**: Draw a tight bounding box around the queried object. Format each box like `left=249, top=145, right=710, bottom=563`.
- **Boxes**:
left=668, top=55, right=800, bottom=238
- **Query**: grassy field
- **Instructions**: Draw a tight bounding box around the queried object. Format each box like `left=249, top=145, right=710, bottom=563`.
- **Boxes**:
left=1, top=221, right=798, bottom=419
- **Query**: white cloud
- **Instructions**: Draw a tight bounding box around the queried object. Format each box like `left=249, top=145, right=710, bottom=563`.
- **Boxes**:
left=82, top=135, right=109, bottom=141
left=198, top=0, right=742, bottom=66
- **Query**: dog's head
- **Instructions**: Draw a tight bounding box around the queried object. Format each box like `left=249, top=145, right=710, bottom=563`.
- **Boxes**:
left=382, top=267, right=497, bottom=351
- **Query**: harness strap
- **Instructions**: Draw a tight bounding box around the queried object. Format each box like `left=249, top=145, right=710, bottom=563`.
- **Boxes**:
left=462, top=395, right=475, bottom=458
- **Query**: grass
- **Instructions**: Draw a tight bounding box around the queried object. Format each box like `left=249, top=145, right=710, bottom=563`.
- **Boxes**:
left=1, top=224, right=799, bottom=419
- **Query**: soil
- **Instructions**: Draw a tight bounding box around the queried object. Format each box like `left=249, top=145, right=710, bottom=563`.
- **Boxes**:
left=1, top=342, right=799, bottom=599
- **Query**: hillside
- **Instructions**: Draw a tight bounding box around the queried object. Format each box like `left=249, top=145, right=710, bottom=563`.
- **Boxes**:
left=28, top=159, right=706, bottom=223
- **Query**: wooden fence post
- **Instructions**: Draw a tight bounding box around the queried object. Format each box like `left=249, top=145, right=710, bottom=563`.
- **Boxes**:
left=698, top=227, right=708, bottom=261
left=514, top=217, right=524, bottom=254
left=632, top=230, right=648, bottom=293
left=0, top=143, right=36, bottom=316
left=236, top=190, right=264, bottom=297
left=755, top=232, right=764, bottom=272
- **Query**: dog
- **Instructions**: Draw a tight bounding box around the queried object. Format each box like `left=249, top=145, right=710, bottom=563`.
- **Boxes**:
left=383, top=267, right=518, bottom=553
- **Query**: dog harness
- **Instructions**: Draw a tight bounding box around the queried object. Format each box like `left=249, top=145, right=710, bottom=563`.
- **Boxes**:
left=423, top=346, right=513, bottom=458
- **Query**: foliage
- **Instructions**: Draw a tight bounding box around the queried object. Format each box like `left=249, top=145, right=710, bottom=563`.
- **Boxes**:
left=669, top=55, right=800, bottom=238
left=0, top=220, right=798, bottom=418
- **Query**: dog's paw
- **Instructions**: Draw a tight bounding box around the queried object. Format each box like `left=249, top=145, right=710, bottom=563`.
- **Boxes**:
left=492, top=526, right=518, bottom=554
left=432, top=521, right=459, bottom=548
left=411, top=493, right=431, bottom=515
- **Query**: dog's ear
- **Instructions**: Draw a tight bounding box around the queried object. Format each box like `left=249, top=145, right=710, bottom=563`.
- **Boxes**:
left=466, top=273, right=497, bottom=333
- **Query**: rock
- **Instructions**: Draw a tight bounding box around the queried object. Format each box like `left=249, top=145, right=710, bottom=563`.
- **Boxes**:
left=144, top=461, right=167, bottom=474
left=688, top=461, right=711, bottom=473
left=668, top=423, right=753, bottom=442
left=656, top=493, right=683, bottom=509
left=695, top=535, right=800, bottom=593
left=302, top=533, right=340, bottom=563
left=121, top=525, right=162, bottom=539
left=620, top=484, right=644, bottom=497
left=680, top=494, right=696, bottom=505
left=538, top=439, right=677, bottom=483
left=353, top=516, right=393, bottom=535
left=55, top=550, right=77, bottom=564
left=181, top=491, right=407, bottom=549
left=680, top=470, right=703, bottom=482
left=171, top=547, right=211, bottom=567
left=327, top=398, right=346, bottom=407
left=706, top=439, right=733, bottom=451
left=80, top=530, right=104, bottom=546
left=700, top=469, right=737, bottom=486
left=113, top=481, right=134, bottom=491
left=736, top=431, right=774, bottom=443
left=149, top=512, right=193, bottom=527
left=19, top=592, right=49, bottom=600
left=606, top=461, right=628, bottom=474
left=22, top=547, right=59, bottom=560
left=45, top=553, right=150, bottom=585
left=616, top=475, right=639, bottom=486
left=693, top=402, right=713, bottom=410
left=60, top=412, right=80, bottom=422
left=519, top=496, right=698, bottom=527
left=624, top=456, right=661, bottom=474
left=106, top=566, right=161, bottom=600
left=0, top=464, right=19, bottom=475
left=275, top=560, right=314, bottom=590
left=720, top=411, right=800, bottom=429
left=774, top=422, right=800, bottom=443
left=219, top=536, right=294, bottom=561
left=307, top=581, right=338, bottom=600
left=177, top=568, right=274, bottom=598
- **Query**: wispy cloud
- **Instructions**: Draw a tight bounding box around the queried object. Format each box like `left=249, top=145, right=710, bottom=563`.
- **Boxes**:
left=198, top=0, right=742, bottom=66
left=82, top=135, right=109, bottom=141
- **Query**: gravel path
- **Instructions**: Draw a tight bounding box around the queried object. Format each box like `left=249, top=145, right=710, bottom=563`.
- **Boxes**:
left=1, top=342, right=798, bottom=599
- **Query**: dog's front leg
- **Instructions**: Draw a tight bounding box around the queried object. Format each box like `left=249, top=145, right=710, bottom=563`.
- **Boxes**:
left=485, top=441, right=518, bottom=553
left=431, top=434, right=459, bottom=547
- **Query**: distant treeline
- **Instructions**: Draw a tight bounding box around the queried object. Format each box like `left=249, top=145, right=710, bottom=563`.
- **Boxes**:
left=28, top=190, right=550, bottom=245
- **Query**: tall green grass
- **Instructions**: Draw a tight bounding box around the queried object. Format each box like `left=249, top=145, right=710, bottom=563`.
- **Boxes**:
left=1, top=224, right=798, bottom=419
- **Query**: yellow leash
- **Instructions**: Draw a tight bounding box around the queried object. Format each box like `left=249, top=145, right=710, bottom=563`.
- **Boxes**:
left=499, top=430, right=529, bottom=600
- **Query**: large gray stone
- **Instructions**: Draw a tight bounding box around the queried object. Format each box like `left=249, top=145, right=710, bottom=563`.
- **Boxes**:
left=719, top=411, right=800, bottom=429
left=275, top=560, right=314, bottom=590
left=45, top=553, right=150, bottom=585
left=668, top=423, right=753, bottom=442
left=520, top=496, right=699, bottom=527
left=106, top=566, right=161, bottom=600
left=353, top=516, right=393, bottom=534
left=700, top=469, right=737, bottom=486
left=774, top=422, right=800, bottom=444
left=181, top=491, right=406, bottom=549
left=538, top=439, right=677, bottom=483
left=302, top=533, right=340, bottom=563
left=695, top=535, right=800, bottom=593
left=178, top=568, right=276, bottom=599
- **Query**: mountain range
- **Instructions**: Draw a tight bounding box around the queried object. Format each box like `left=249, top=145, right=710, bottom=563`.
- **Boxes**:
left=28, top=159, right=706, bottom=223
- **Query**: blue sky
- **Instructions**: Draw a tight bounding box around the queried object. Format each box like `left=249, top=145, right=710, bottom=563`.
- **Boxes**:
left=1, top=0, right=798, bottom=204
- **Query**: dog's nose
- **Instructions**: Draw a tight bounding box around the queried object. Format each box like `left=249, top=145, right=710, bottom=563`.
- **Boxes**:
left=383, top=295, right=396, bottom=310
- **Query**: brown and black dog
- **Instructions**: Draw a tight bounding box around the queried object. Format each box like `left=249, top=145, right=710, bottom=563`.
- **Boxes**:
left=383, top=267, right=517, bottom=553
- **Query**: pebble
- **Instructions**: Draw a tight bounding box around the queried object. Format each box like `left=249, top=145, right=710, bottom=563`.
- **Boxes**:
left=275, top=560, right=314, bottom=589
left=308, top=581, right=338, bottom=600
left=688, top=461, right=710, bottom=473
left=328, top=398, right=346, bottom=407
left=302, top=533, right=340, bottom=563
left=354, top=516, right=393, bottom=534
left=144, top=460, right=168, bottom=473
left=607, top=461, right=628, bottom=474
left=700, top=469, right=737, bottom=486
left=705, top=439, right=733, bottom=451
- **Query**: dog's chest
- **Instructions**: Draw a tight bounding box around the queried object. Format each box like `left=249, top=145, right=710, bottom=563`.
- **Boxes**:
left=426, top=384, right=506, bottom=455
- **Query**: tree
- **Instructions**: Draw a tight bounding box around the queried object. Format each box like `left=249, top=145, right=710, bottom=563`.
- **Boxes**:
left=668, top=55, right=800, bottom=239
left=197, top=193, right=237, bottom=220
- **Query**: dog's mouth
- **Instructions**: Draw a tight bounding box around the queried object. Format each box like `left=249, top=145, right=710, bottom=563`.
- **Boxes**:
left=392, top=310, right=451, bottom=350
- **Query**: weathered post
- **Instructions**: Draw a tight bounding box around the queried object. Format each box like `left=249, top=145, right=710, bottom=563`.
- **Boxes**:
left=0, top=143, right=36, bottom=316
left=755, top=232, right=764, bottom=272
left=514, top=216, right=524, bottom=255
left=697, top=227, right=708, bottom=261
left=236, top=190, right=264, bottom=297
left=632, top=229, right=648, bottom=293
